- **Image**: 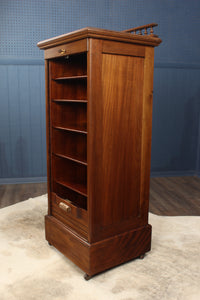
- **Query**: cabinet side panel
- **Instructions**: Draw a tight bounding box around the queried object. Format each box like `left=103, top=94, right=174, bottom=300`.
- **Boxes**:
left=88, top=45, right=148, bottom=242
left=140, top=47, right=155, bottom=222
left=100, top=54, right=144, bottom=224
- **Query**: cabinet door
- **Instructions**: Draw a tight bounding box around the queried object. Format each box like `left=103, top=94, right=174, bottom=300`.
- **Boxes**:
left=88, top=39, right=154, bottom=242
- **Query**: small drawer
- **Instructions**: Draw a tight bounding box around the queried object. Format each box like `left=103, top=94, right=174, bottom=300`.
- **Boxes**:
left=51, top=192, right=88, bottom=239
left=45, top=39, right=87, bottom=59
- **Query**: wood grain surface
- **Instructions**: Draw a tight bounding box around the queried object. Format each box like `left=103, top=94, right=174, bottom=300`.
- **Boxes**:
left=88, top=40, right=153, bottom=243
left=37, top=28, right=162, bottom=277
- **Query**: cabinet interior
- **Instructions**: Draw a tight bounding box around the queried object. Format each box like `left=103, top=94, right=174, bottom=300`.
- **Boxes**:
left=50, top=52, right=88, bottom=211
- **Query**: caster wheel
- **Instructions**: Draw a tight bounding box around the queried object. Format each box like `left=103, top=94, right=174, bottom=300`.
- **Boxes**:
left=139, top=254, right=145, bottom=259
left=84, top=273, right=92, bottom=281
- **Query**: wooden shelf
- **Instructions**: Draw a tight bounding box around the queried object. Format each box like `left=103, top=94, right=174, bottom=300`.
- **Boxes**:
left=52, top=127, right=87, bottom=163
left=55, top=180, right=87, bottom=197
left=52, top=126, right=87, bottom=135
left=52, top=152, right=87, bottom=166
left=51, top=101, right=87, bottom=131
left=52, top=99, right=88, bottom=103
left=53, top=75, right=87, bottom=81
left=53, top=181, right=87, bottom=211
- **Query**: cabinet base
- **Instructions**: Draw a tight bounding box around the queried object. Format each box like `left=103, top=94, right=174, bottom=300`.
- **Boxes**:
left=45, top=215, right=151, bottom=277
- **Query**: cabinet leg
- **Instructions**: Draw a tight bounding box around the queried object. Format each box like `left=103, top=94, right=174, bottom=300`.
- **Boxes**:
left=84, top=273, right=92, bottom=281
left=48, top=242, right=52, bottom=246
left=139, top=254, right=145, bottom=259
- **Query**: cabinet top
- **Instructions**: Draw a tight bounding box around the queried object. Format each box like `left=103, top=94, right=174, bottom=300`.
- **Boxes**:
left=37, top=25, right=162, bottom=49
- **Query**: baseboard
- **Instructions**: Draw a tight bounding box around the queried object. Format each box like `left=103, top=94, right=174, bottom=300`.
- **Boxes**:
left=0, top=177, right=47, bottom=185
left=150, top=170, right=196, bottom=178
left=0, top=171, right=198, bottom=184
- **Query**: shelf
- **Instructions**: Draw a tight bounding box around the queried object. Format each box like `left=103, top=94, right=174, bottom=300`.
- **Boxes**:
left=51, top=78, right=87, bottom=100
left=52, top=127, right=87, bottom=163
left=52, top=126, right=87, bottom=134
left=52, top=152, right=87, bottom=166
left=50, top=53, right=87, bottom=80
left=51, top=101, right=87, bottom=131
left=53, top=75, right=87, bottom=81
left=55, top=180, right=87, bottom=197
left=53, top=181, right=87, bottom=210
left=52, top=155, right=87, bottom=198
left=52, top=99, right=88, bottom=103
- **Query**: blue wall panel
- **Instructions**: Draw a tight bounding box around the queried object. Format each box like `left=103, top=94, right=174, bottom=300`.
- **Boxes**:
left=0, top=63, right=46, bottom=180
left=1, top=0, right=199, bottom=63
left=152, top=66, right=200, bottom=174
left=0, top=66, right=11, bottom=178
left=0, top=0, right=200, bottom=182
left=7, top=65, right=22, bottom=177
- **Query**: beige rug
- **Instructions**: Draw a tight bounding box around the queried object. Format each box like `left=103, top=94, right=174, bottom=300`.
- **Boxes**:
left=0, top=195, right=200, bottom=300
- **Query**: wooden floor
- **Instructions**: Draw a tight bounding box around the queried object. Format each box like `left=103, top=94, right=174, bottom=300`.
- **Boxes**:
left=0, top=182, right=47, bottom=209
left=0, top=176, right=200, bottom=216
left=149, top=176, right=200, bottom=216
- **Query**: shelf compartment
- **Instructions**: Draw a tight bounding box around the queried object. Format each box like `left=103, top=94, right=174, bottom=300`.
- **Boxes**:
left=51, top=101, right=87, bottom=132
left=51, top=79, right=87, bottom=100
left=52, top=183, right=87, bottom=210
left=55, top=180, right=87, bottom=197
left=52, top=155, right=87, bottom=197
left=50, top=52, right=87, bottom=78
left=52, top=128, right=87, bottom=164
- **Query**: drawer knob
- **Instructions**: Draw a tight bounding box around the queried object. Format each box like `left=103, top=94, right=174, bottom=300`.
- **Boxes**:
left=59, top=202, right=71, bottom=212
left=58, top=49, right=66, bottom=54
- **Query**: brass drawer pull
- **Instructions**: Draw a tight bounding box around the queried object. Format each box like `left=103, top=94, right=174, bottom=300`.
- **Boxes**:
left=59, top=202, right=71, bottom=212
left=58, top=49, right=66, bottom=54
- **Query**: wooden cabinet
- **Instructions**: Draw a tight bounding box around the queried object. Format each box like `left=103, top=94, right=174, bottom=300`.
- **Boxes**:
left=38, top=25, right=161, bottom=279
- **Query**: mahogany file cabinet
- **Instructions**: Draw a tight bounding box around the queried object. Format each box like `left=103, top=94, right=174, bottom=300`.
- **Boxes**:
left=37, top=24, right=161, bottom=279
